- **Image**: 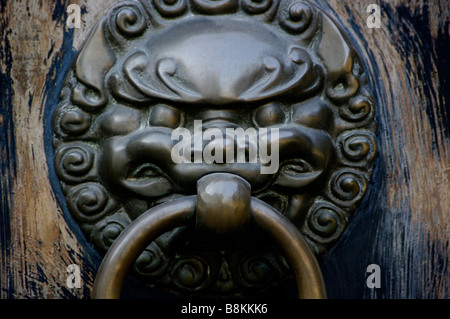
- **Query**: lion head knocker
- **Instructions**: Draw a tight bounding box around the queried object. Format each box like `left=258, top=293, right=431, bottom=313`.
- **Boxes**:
left=52, top=0, right=376, bottom=296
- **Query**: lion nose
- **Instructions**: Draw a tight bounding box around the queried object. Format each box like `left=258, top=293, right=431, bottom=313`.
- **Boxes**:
left=191, top=127, right=247, bottom=165
left=190, top=120, right=256, bottom=165
left=198, top=109, right=240, bottom=130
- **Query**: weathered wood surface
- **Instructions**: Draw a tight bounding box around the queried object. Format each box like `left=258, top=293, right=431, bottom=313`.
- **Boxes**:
left=0, top=0, right=448, bottom=298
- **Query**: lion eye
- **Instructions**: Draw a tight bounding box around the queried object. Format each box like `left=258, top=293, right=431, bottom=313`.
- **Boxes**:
left=124, top=163, right=173, bottom=198
left=281, top=159, right=313, bottom=175
left=129, top=163, right=162, bottom=179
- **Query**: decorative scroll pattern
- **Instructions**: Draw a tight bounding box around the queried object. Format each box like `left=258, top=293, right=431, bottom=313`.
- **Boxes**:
left=336, top=130, right=377, bottom=167
left=107, top=1, right=148, bottom=41
left=91, top=212, right=131, bottom=251
left=279, top=0, right=320, bottom=40
left=66, top=182, right=116, bottom=223
left=300, top=200, right=348, bottom=254
left=153, top=0, right=188, bottom=17
left=51, top=0, right=377, bottom=295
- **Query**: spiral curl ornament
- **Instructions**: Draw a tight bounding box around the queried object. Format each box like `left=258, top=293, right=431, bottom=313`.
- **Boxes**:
left=66, top=183, right=115, bottom=223
left=326, top=72, right=360, bottom=104
left=71, top=85, right=108, bottom=113
left=91, top=213, right=131, bottom=251
left=153, top=0, right=188, bottom=17
left=116, top=5, right=147, bottom=36
left=241, top=0, right=276, bottom=15
left=279, top=1, right=319, bottom=39
left=134, top=243, right=168, bottom=279
left=339, top=95, right=375, bottom=124
left=238, top=252, right=279, bottom=287
left=107, top=2, right=147, bottom=42
left=337, top=131, right=377, bottom=167
left=171, top=257, right=210, bottom=290
left=191, top=0, right=238, bottom=14
left=54, top=143, right=96, bottom=184
left=326, top=168, right=368, bottom=208
left=56, top=106, right=92, bottom=137
left=303, top=201, right=347, bottom=249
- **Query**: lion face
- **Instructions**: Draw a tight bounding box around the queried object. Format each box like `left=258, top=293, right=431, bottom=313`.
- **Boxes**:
left=52, top=0, right=375, bottom=295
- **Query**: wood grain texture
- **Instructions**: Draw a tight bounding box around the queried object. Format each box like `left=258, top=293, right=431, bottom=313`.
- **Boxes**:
left=319, top=0, right=449, bottom=299
left=0, top=0, right=448, bottom=298
left=0, top=0, right=117, bottom=298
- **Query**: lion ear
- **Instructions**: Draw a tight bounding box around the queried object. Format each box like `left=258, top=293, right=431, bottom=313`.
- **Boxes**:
left=317, top=14, right=360, bottom=103
left=72, top=18, right=116, bottom=111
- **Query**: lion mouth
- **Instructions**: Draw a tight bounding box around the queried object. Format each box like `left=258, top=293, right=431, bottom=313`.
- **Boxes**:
left=99, top=122, right=334, bottom=210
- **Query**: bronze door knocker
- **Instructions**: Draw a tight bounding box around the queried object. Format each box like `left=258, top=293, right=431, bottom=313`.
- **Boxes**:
left=51, top=0, right=377, bottom=298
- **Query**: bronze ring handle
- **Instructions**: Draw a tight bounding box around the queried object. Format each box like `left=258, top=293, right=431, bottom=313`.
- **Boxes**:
left=92, top=194, right=327, bottom=299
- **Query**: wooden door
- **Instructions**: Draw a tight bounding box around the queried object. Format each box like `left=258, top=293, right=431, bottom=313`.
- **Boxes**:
left=1, top=0, right=448, bottom=299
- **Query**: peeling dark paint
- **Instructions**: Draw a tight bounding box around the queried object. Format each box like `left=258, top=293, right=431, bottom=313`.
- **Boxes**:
left=42, top=7, right=103, bottom=299
left=384, top=3, right=449, bottom=143
left=1, top=0, right=448, bottom=299
left=0, top=0, right=6, bottom=14
left=0, top=9, right=16, bottom=299
left=51, top=0, right=69, bottom=23
left=314, top=0, right=449, bottom=299
left=27, top=92, right=33, bottom=113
